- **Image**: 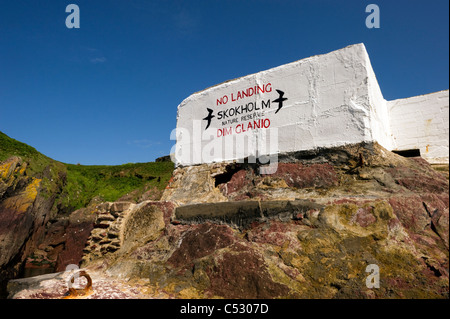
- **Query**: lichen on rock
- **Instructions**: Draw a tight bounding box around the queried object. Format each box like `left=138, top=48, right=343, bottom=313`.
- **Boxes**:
left=4, top=141, right=449, bottom=299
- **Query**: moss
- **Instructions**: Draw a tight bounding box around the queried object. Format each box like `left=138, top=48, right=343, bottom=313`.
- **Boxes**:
left=1, top=130, right=174, bottom=215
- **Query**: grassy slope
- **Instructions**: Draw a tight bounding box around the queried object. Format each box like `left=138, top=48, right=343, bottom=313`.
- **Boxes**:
left=61, top=161, right=174, bottom=211
left=0, top=131, right=174, bottom=212
left=0, top=131, right=55, bottom=177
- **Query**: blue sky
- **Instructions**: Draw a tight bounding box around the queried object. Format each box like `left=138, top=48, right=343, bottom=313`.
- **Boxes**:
left=0, top=0, right=448, bottom=165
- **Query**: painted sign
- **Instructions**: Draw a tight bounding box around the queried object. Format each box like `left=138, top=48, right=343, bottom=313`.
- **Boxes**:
left=204, top=84, right=287, bottom=137
left=172, top=43, right=394, bottom=167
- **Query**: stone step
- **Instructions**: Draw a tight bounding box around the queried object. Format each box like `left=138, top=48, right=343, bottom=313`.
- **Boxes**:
left=100, top=244, right=119, bottom=253
left=93, top=220, right=112, bottom=229
left=99, top=239, right=112, bottom=245
left=174, top=199, right=324, bottom=229
left=110, top=239, right=120, bottom=247
left=96, top=214, right=115, bottom=222
left=110, top=202, right=134, bottom=217
left=90, top=229, right=107, bottom=241
left=107, top=230, right=119, bottom=238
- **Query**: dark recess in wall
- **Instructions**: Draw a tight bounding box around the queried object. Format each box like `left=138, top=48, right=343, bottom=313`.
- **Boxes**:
left=392, top=149, right=421, bottom=158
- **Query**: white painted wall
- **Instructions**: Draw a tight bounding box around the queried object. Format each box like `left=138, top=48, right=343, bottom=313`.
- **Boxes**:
left=174, top=43, right=392, bottom=166
left=363, top=48, right=394, bottom=151
left=173, top=43, right=448, bottom=166
left=388, top=90, right=449, bottom=164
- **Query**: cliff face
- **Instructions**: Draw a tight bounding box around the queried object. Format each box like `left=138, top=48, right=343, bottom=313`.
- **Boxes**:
left=97, top=142, right=447, bottom=299
left=8, top=141, right=448, bottom=299
left=0, top=131, right=174, bottom=298
left=0, top=156, right=66, bottom=295
left=2, top=135, right=448, bottom=299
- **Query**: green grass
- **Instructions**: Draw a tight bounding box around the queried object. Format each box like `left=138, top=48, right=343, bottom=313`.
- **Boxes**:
left=60, top=161, right=174, bottom=211
left=0, top=131, right=54, bottom=177
left=1, top=131, right=174, bottom=212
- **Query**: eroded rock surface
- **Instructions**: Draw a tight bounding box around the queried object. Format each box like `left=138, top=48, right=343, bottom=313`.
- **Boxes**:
left=0, top=157, right=66, bottom=296
left=6, top=142, right=449, bottom=299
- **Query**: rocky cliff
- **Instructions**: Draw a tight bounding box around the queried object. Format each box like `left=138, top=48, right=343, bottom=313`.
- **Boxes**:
left=0, top=155, right=66, bottom=296
left=0, top=131, right=173, bottom=297
left=6, top=141, right=448, bottom=299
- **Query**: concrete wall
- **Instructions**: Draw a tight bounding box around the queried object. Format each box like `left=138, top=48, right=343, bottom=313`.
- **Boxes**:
left=388, top=90, right=449, bottom=164
left=174, top=43, right=448, bottom=166
left=174, top=43, right=391, bottom=166
left=363, top=48, right=394, bottom=151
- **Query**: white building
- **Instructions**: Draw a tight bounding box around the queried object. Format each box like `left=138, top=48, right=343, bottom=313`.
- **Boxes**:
left=388, top=90, right=449, bottom=164
left=173, top=43, right=449, bottom=166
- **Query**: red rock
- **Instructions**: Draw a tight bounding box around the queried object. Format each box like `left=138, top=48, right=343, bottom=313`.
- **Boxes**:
left=246, top=221, right=301, bottom=250
left=351, top=207, right=376, bottom=227
left=167, top=223, right=235, bottom=268
left=206, top=246, right=290, bottom=298
left=387, top=162, right=448, bottom=193
left=54, top=209, right=95, bottom=272
left=431, top=209, right=449, bottom=249
left=388, top=196, right=431, bottom=233
left=219, top=169, right=248, bottom=195
left=0, top=157, right=66, bottom=293
left=266, top=163, right=339, bottom=189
